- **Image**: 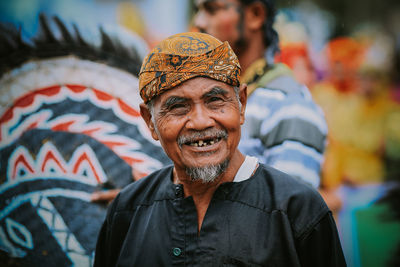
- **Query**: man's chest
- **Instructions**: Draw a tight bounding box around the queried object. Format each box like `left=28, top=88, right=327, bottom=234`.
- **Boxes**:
left=113, top=199, right=300, bottom=266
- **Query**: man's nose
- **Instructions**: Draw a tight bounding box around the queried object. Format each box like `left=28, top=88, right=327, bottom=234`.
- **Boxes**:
left=185, top=104, right=214, bottom=130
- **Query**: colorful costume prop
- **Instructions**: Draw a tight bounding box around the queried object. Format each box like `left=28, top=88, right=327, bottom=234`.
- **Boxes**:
left=0, top=15, right=169, bottom=266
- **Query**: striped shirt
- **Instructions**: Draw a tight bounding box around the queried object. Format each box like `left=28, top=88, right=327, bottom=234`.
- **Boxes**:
left=239, top=63, right=327, bottom=188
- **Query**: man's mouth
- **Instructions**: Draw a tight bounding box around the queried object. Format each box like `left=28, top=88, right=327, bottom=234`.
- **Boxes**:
left=186, top=137, right=222, bottom=147
left=178, top=129, right=228, bottom=148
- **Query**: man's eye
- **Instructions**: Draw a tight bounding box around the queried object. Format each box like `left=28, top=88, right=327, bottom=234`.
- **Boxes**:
left=170, top=104, right=186, bottom=110
left=204, top=3, right=221, bottom=14
left=209, top=97, right=223, bottom=102
left=167, top=103, right=190, bottom=115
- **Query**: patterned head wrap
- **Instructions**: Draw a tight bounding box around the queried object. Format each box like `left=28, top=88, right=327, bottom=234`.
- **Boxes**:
left=139, top=32, right=241, bottom=103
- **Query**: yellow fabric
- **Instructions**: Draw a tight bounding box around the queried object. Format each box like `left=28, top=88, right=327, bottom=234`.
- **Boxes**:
left=313, top=83, right=393, bottom=187
left=240, top=58, right=293, bottom=96
left=385, top=105, right=400, bottom=159
left=139, top=32, right=241, bottom=103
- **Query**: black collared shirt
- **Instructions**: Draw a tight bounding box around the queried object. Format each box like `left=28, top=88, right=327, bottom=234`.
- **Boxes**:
left=94, top=164, right=346, bottom=266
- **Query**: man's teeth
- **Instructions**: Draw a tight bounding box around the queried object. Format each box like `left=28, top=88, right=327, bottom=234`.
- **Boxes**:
left=189, top=138, right=220, bottom=147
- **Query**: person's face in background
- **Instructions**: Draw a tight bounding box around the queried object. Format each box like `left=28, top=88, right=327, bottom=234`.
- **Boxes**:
left=193, top=0, right=246, bottom=54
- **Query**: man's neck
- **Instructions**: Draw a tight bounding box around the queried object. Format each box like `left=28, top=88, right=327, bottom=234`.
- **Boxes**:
left=173, top=151, right=245, bottom=232
left=173, top=169, right=227, bottom=232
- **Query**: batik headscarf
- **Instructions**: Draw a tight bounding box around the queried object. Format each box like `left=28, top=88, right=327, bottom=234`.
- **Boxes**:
left=139, top=32, right=241, bottom=103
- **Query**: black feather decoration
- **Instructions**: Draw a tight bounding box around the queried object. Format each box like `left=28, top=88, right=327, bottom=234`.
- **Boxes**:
left=0, top=13, right=143, bottom=78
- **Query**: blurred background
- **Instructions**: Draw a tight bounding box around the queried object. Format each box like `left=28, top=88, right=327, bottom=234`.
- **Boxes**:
left=1, top=0, right=400, bottom=266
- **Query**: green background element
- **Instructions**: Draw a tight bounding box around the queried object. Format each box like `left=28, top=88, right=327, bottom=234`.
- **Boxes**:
left=355, top=203, right=400, bottom=267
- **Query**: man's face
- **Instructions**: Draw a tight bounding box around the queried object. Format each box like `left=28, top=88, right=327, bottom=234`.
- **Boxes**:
left=193, top=0, right=244, bottom=53
left=141, top=77, right=246, bottom=178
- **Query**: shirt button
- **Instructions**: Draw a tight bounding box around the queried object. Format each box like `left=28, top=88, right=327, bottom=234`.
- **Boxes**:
left=172, top=247, right=182, bottom=256
left=175, top=186, right=182, bottom=197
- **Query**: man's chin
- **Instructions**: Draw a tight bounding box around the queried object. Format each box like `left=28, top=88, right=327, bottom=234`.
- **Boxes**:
left=185, top=158, right=229, bottom=183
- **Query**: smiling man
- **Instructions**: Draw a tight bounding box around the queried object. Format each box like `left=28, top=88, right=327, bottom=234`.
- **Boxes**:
left=93, top=32, right=345, bottom=266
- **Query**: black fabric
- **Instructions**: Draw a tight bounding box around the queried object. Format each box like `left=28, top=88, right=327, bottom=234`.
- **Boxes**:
left=94, top=164, right=346, bottom=266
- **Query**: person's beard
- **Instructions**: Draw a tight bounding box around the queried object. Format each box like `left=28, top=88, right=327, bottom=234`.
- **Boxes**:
left=233, top=35, right=247, bottom=57
left=232, top=8, right=248, bottom=57
left=185, top=158, right=229, bottom=183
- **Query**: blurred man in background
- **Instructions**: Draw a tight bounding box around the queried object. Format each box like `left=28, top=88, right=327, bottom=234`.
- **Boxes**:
left=194, top=0, right=327, bottom=186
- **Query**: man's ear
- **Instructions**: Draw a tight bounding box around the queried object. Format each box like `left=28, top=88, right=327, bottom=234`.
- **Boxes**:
left=245, top=2, right=266, bottom=31
left=140, top=103, right=159, bottom=141
left=239, top=83, right=247, bottom=125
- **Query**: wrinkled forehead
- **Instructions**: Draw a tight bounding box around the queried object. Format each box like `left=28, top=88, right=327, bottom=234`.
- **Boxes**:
left=157, top=77, right=233, bottom=100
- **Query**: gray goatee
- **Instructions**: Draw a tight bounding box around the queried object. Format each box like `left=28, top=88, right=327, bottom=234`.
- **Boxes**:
left=185, top=158, right=229, bottom=183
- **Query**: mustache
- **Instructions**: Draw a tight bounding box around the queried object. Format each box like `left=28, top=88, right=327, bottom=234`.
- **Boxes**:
left=177, top=128, right=228, bottom=147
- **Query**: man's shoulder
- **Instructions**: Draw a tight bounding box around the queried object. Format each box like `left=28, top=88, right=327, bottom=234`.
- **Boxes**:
left=254, top=63, right=302, bottom=94
left=255, top=164, right=322, bottom=202
left=245, top=63, right=327, bottom=133
left=247, top=64, right=312, bottom=106
left=113, top=165, right=174, bottom=211
left=253, top=164, right=329, bottom=237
